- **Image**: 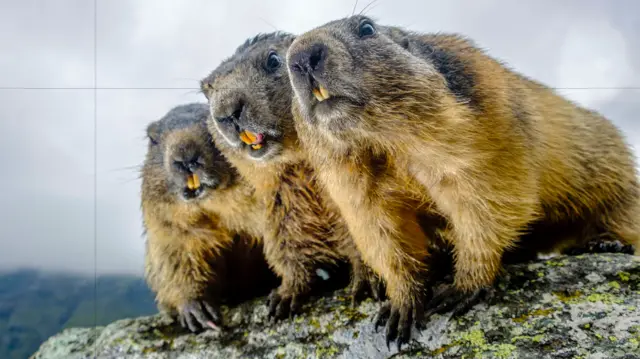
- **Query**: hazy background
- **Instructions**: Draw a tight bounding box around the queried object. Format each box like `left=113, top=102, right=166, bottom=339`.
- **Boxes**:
left=1, top=0, right=638, bottom=276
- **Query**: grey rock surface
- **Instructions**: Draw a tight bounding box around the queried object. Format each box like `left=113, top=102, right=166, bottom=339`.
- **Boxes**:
left=31, top=253, right=640, bottom=359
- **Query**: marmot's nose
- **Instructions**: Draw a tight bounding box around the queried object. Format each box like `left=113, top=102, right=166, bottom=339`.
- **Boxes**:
left=214, top=99, right=244, bottom=125
left=173, top=153, right=201, bottom=173
left=289, top=43, right=327, bottom=76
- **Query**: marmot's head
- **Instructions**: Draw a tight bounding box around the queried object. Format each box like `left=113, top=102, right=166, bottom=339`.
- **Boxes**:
left=201, top=32, right=297, bottom=163
left=142, top=103, right=237, bottom=203
left=286, top=16, right=440, bottom=139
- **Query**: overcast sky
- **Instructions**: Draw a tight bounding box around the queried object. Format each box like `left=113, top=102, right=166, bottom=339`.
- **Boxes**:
left=0, top=0, right=638, bottom=276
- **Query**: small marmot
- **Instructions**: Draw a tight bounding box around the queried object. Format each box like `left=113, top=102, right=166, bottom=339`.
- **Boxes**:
left=141, top=103, right=277, bottom=332
left=200, top=32, right=385, bottom=320
left=286, top=15, right=640, bottom=347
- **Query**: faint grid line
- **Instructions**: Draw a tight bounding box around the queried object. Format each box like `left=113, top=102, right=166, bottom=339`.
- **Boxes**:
left=0, top=87, right=640, bottom=90
left=93, top=0, right=98, bottom=358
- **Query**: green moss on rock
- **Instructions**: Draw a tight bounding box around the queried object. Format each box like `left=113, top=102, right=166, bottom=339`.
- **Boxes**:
left=31, top=254, right=640, bottom=359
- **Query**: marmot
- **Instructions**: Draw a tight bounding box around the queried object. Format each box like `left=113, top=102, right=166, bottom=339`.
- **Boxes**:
left=141, top=103, right=277, bottom=332
left=286, top=15, right=640, bottom=347
left=200, top=32, right=385, bottom=320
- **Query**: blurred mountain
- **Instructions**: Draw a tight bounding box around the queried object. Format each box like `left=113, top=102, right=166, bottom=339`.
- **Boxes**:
left=0, top=269, right=157, bottom=359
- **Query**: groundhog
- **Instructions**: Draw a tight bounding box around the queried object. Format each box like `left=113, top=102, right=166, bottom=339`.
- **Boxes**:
left=141, top=102, right=277, bottom=333
left=286, top=15, right=640, bottom=348
left=199, top=32, right=385, bottom=320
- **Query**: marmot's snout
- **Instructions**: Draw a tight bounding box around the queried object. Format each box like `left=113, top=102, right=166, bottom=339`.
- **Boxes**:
left=210, top=93, right=247, bottom=148
left=171, top=152, right=201, bottom=175
left=214, top=98, right=245, bottom=128
left=168, top=142, right=212, bottom=200
left=289, top=43, right=327, bottom=76
left=289, top=43, right=330, bottom=102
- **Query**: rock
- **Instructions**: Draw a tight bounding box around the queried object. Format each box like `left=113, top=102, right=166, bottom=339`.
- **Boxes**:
left=31, top=253, right=640, bottom=359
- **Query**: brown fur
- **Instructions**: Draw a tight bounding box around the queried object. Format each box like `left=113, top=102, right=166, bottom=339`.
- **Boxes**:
left=201, top=32, right=384, bottom=318
left=286, top=16, right=640, bottom=344
left=141, top=103, right=276, bottom=331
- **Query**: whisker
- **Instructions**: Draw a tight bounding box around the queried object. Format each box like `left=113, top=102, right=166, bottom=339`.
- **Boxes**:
left=362, top=3, right=381, bottom=16
left=359, top=0, right=380, bottom=16
left=114, top=176, right=144, bottom=185
left=258, top=17, right=279, bottom=32
left=180, top=89, right=203, bottom=97
left=106, top=164, right=145, bottom=173
left=170, top=77, right=204, bottom=84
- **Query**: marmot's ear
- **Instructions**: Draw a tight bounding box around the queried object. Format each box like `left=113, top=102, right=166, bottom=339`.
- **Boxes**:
left=146, top=121, right=161, bottom=145
left=286, top=34, right=297, bottom=47
left=200, top=79, right=213, bottom=99
left=400, top=37, right=410, bottom=50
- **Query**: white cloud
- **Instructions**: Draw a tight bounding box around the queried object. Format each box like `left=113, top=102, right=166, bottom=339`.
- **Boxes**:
left=556, top=18, right=634, bottom=107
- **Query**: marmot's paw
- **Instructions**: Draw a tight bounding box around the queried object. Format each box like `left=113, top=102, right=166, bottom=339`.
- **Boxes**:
left=373, top=300, right=424, bottom=352
left=266, top=288, right=304, bottom=322
left=564, top=239, right=635, bottom=256
left=423, top=285, right=494, bottom=321
left=350, top=271, right=386, bottom=307
left=178, top=299, right=222, bottom=333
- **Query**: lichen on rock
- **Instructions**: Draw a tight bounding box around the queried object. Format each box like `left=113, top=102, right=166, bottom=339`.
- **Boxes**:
left=31, top=253, right=640, bottom=359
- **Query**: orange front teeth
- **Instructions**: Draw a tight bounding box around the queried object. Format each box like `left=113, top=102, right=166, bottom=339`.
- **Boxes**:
left=312, top=84, right=330, bottom=102
left=239, top=130, right=258, bottom=145
left=186, top=173, right=200, bottom=190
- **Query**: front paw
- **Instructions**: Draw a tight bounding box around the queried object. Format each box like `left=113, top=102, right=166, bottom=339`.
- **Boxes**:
left=266, top=287, right=305, bottom=321
left=373, top=300, right=424, bottom=352
left=177, top=299, right=222, bottom=333
left=424, top=285, right=494, bottom=320
left=563, top=239, right=635, bottom=256
left=350, top=270, right=386, bottom=306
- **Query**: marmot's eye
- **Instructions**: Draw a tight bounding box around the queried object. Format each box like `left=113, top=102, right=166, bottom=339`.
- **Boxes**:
left=200, top=82, right=212, bottom=99
left=358, top=21, right=375, bottom=38
left=147, top=133, right=159, bottom=145
left=265, top=51, right=281, bottom=73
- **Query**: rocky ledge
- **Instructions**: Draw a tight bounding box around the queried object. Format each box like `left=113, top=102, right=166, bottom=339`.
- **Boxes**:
left=32, top=253, right=640, bottom=359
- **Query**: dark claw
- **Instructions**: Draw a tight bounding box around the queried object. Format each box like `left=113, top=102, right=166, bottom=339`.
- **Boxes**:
left=413, top=302, right=425, bottom=331
left=190, top=306, right=212, bottom=329
left=398, top=307, right=413, bottom=351
left=290, top=295, right=302, bottom=316
left=350, top=278, right=367, bottom=307
left=350, top=272, right=387, bottom=307
left=267, top=290, right=281, bottom=319
left=424, top=285, right=493, bottom=321
left=372, top=280, right=387, bottom=301
left=203, top=302, right=222, bottom=326
left=374, top=300, right=419, bottom=352
left=423, top=286, right=456, bottom=317
left=179, top=299, right=222, bottom=332
left=349, top=275, right=365, bottom=305
left=267, top=288, right=302, bottom=322
left=275, top=295, right=292, bottom=320
left=373, top=302, right=391, bottom=332
left=385, top=310, right=400, bottom=350
left=184, top=311, right=198, bottom=333
left=563, top=239, right=635, bottom=256
left=591, top=240, right=634, bottom=254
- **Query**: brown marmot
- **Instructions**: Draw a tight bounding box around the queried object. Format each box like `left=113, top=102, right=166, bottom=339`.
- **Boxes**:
left=286, top=15, right=640, bottom=348
left=200, top=32, right=385, bottom=320
left=141, top=103, right=277, bottom=332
